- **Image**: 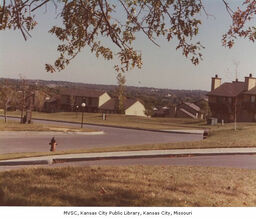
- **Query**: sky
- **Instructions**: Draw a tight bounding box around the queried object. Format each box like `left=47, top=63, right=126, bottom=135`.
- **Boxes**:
left=1, top=0, right=256, bottom=91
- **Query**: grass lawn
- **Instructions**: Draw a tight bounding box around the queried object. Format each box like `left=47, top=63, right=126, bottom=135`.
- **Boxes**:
left=6, top=110, right=207, bottom=130
left=0, top=119, right=96, bottom=132
left=0, top=165, right=255, bottom=206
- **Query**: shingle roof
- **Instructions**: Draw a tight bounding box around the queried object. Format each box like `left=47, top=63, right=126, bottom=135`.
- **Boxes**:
left=207, top=82, right=245, bottom=97
left=244, top=86, right=256, bottom=95
left=184, top=102, right=200, bottom=112
left=179, top=108, right=197, bottom=119
left=60, top=88, right=105, bottom=98
left=99, top=98, right=117, bottom=110
left=99, top=98, right=138, bottom=111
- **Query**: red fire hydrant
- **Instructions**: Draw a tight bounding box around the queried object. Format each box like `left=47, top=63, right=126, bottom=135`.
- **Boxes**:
left=49, top=137, right=57, bottom=152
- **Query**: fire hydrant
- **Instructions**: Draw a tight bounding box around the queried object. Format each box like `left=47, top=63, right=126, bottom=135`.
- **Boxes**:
left=49, top=137, right=57, bottom=152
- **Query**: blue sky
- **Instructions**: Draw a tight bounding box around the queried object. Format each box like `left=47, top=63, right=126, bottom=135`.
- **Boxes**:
left=1, top=0, right=256, bottom=91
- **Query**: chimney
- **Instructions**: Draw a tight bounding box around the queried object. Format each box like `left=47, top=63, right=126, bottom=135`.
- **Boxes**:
left=211, top=74, right=221, bottom=91
left=245, top=74, right=256, bottom=91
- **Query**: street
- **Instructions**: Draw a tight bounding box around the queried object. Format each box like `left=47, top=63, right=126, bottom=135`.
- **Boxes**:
left=0, top=118, right=203, bottom=154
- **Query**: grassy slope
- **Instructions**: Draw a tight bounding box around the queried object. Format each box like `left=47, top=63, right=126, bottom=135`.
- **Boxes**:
left=0, top=166, right=255, bottom=206
left=6, top=111, right=207, bottom=130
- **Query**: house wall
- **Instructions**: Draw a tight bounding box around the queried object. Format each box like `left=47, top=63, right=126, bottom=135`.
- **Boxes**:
left=74, top=96, right=98, bottom=108
left=98, top=92, right=111, bottom=107
left=208, top=95, right=250, bottom=122
left=88, top=97, right=98, bottom=108
left=125, top=101, right=146, bottom=117
left=44, top=91, right=111, bottom=113
left=237, top=110, right=254, bottom=122
left=239, top=94, right=256, bottom=121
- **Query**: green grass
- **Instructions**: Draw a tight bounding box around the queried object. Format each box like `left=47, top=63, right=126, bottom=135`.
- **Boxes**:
left=0, top=165, right=255, bottom=206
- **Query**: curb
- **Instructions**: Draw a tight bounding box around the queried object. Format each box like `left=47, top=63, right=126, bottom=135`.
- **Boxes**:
left=0, top=159, right=53, bottom=166
left=1, top=115, right=206, bottom=135
left=1, top=150, right=256, bottom=166
left=52, top=152, right=256, bottom=164
left=0, top=131, right=105, bottom=136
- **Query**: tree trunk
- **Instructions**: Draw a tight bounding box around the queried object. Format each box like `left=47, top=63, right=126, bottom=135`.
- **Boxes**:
left=20, top=108, right=24, bottom=123
left=4, top=105, right=7, bottom=123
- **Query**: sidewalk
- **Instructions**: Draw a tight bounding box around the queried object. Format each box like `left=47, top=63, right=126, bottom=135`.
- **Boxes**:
left=1, top=147, right=256, bottom=166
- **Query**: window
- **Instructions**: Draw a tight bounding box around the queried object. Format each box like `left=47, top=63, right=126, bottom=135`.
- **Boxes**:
left=251, top=96, right=255, bottom=103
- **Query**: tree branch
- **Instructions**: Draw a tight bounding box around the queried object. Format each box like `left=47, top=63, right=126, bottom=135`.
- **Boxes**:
left=31, top=0, right=50, bottom=12
left=222, top=0, right=234, bottom=18
left=98, top=0, right=122, bottom=48
left=118, top=0, right=160, bottom=47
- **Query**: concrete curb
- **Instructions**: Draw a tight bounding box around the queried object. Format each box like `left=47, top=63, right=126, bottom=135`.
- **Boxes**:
left=1, top=115, right=206, bottom=135
left=0, top=131, right=105, bottom=136
left=0, top=159, right=53, bottom=166
left=52, top=152, right=256, bottom=164
left=1, top=147, right=256, bottom=166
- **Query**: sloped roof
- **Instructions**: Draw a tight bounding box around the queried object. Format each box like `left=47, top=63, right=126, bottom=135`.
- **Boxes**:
left=60, top=88, right=106, bottom=98
left=207, top=82, right=245, bottom=97
left=99, top=98, right=117, bottom=111
left=179, top=108, right=197, bottom=119
left=99, top=98, right=138, bottom=111
left=244, top=86, right=256, bottom=95
left=184, top=102, right=200, bottom=112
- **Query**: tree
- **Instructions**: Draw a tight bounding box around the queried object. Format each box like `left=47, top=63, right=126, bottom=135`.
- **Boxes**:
left=34, top=89, right=48, bottom=112
left=116, top=72, right=126, bottom=113
left=0, top=81, right=16, bottom=123
left=196, top=99, right=211, bottom=118
left=17, top=77, right=34, bottom=123
left=0, top=1, right=255, bottom=73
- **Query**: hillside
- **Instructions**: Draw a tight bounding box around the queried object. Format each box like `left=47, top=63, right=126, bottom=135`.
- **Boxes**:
left=0, top=78, right=208, bottom=109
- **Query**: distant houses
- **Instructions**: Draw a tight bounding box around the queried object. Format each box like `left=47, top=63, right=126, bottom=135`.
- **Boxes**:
left=41, top=88, right=111, bottom=113
left=152, top=101, right=206, bottom=119
left=58, top=88, right=111, bottom=112
left=99, top=98, right=147, bottom=117
left=35, top=87, right=147, bottom=117
left=176, top=102, right=204, bottom=119
left=208, top=74, right=256, bottom=122
left=1, top=79, right=209, bottom=119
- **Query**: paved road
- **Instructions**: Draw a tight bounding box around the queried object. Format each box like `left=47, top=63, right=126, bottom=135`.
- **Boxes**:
left=1, top=154, right=256, bottom=172
left=0, top=118, right=203, bottom=154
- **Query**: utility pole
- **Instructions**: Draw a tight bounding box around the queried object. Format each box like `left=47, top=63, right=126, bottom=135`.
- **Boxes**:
left=233, top=60, right=239, bottom=131
left=233, top=60, right=240, bottom=81
left=234, top=97, right=237, bottom=131
left=20, top=79, right=25, bottom=123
